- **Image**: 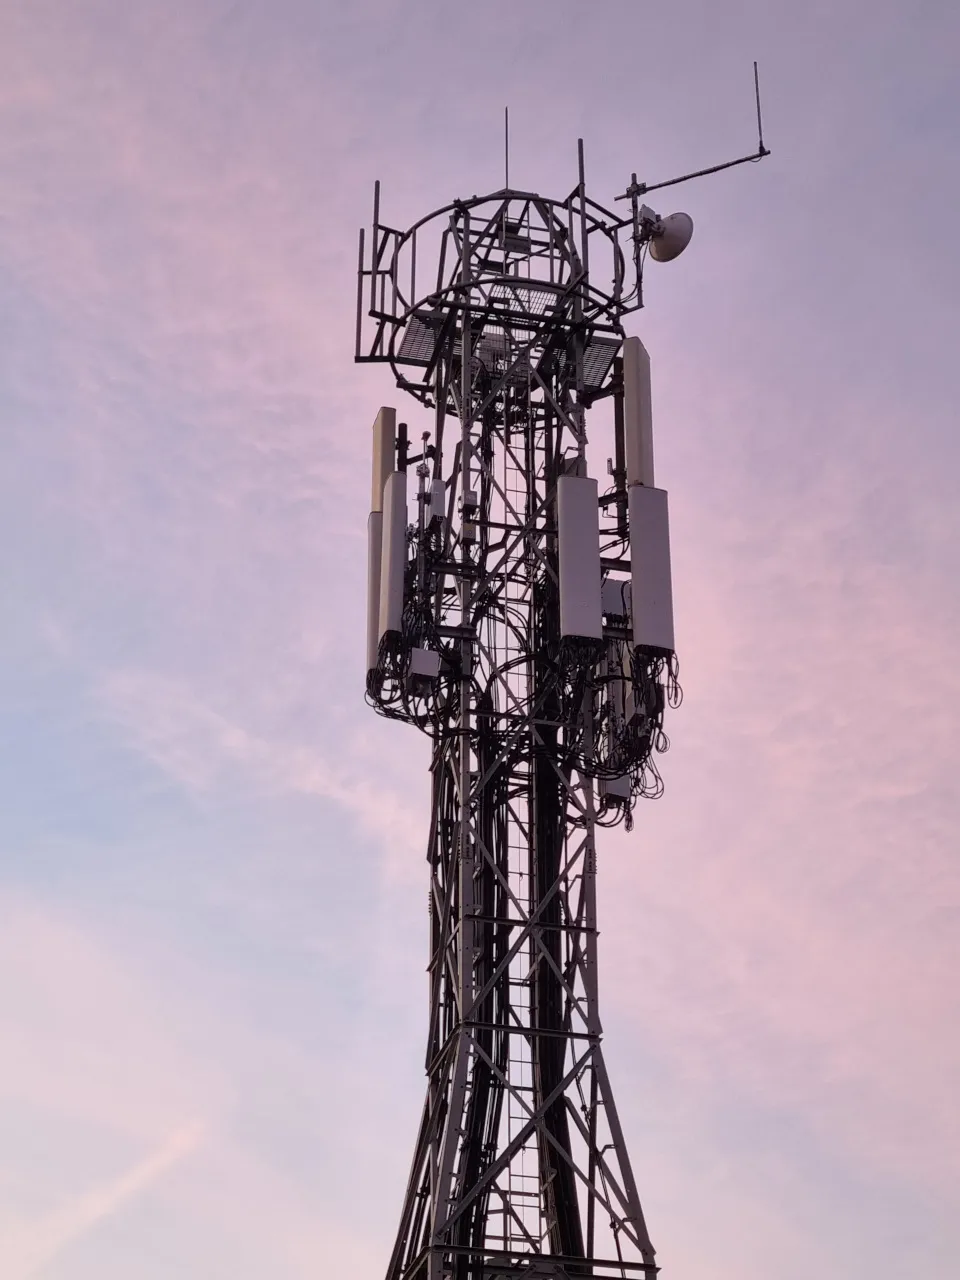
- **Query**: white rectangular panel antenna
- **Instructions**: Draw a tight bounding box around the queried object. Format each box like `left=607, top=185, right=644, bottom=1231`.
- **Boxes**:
left=557, top=474, right=603, bottom=641
left=629, top=484, right=674, bottom=654
left=379, top=470, right=407, bottom=640
left=622, top=336, right=655, bottom=488
left=371, top=407, right=396, bottom=513
left=366, top=510, right=383, bottom=673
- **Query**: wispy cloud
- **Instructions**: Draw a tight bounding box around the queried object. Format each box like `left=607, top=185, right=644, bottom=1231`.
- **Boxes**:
left=601, top=450, right=960, bottom=1191
left=0, top=1123, right=204, bottom=1280
left=96, top=667, right=428, bottom=874
left=1, top=1, right=959, bottom=1276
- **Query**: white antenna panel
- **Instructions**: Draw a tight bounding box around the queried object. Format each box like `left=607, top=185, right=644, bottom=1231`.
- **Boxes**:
left=629, top=484, right=675, bottom=654
left=622, top=336, right=655, bottom=488
left=371, top=407, right=397, bottom=512
left=366, top=511, right=383, bottom=674
left=557, top=474, right=603, bottom=641
left=378, top=470, right=407, bottom=641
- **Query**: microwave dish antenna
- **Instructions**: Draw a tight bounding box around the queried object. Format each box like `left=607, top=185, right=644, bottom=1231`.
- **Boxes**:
left=648, top=211, right=694, bottom=262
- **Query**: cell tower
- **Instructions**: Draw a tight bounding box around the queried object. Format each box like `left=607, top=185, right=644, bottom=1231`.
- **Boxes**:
left=356, top=89, right=767, bottom=1280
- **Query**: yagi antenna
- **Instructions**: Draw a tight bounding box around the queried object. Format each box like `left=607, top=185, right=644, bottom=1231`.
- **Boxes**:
left=616, top=61, right=770, bottom=207
left=614, top=61, right=770, bottom=281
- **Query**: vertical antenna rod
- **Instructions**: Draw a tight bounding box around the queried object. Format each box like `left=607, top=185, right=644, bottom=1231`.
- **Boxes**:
left=504, top=106, right=509, bottom=190
left=754, top=60, right=766, bottom=154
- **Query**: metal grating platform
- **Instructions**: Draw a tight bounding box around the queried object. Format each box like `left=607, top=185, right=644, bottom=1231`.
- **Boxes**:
left=581, top=335, right=620, bottom=390
left=490, top=279, right=563, bottom=316
left=397, top=311, right=441, bottom=366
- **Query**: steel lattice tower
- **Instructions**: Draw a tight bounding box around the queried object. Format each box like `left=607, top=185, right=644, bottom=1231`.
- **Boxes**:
left=356, top=123, right=766, bottom=1280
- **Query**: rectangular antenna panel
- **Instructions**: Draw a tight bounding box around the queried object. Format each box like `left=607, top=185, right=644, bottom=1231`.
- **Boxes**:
left=622, top=336, right=655, bottom=488
left=371, top=407, right=397, bottom=512
left=366, top=510, right=383, bottom=673
left=379, top=470, right=407, bottom=640
left=629, top=484, right=675, bottom=654
left=557, top=474, right=603, bottom=641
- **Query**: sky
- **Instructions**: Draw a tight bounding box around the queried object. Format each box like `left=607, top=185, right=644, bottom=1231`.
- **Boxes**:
left=1, top=1, right=958, bottom=1277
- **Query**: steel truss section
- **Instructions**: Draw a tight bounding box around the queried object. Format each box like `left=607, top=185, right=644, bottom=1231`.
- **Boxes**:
left=358, top=163, right=673, bottom=1280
